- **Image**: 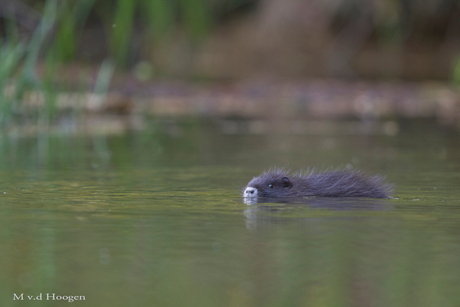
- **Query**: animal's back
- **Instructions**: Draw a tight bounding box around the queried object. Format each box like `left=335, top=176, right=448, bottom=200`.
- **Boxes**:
left=304, top=171, right=391, bottom=198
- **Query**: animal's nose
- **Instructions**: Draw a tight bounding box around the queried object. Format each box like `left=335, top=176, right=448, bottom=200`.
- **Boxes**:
left=244, top=187, right=258, bottom=197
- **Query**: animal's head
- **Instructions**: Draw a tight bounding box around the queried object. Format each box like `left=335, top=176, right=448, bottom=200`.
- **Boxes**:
left=243, top=171, right=293, bottom=198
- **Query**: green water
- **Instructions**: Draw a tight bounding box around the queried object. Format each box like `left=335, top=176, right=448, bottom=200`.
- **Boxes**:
left=1, top=118, right=460, bottom=307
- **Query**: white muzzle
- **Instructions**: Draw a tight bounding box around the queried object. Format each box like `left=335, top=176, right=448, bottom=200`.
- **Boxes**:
left=243, top=187, right=258, bottom=198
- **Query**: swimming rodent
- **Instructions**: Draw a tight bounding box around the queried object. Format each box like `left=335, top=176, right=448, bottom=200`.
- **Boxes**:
left=243, top=169, right=393, bottom=199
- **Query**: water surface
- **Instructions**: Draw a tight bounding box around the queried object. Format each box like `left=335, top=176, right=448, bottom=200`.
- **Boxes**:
left=1, top=118, right=460, bottom=306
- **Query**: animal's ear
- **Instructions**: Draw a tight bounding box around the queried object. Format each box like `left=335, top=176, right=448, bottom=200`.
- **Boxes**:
left=281, top=176, right=291, bottom=187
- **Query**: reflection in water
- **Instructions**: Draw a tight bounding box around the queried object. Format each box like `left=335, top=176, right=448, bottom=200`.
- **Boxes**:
left=243, top=197, right=394, bottom=230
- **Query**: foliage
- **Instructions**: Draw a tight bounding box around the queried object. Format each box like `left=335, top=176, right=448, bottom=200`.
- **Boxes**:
left=0, top=0, right=117, bottom=127
left=0, top=0, right=214, bottom=120
left=52, top=0, right=211, bottom=67
left=53, top=0, right=96, bottom=62
left=453, top=56, right=460, bottom=86
left=3, top=0, right=460, bottom=73
left=0, top=0, right=57, bottom=126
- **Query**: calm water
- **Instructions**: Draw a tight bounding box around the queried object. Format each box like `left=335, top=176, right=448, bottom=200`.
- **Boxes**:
left=1, top=118, right=460, bottom=307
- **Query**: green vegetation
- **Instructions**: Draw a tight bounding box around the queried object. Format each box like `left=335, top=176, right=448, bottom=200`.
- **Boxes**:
left=0, top=0, right=57, bottom=126
left=1, top=0, right=460, bottom=127
left=53, top=0, right=95, bottom=62
left=453, top=56, right=460, bottom=86
left=0, top=0, right=213, bottom=125
left=4, top=0, right=456, bottom=70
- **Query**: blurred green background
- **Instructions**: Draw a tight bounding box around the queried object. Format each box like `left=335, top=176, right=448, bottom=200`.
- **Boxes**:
left=2, top=0, right=460, bottom=79
left=1, top=0, right=460, bottom=127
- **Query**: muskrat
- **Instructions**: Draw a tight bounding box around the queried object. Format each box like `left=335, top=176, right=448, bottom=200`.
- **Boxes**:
left=243, top=169, right=392, bottom=199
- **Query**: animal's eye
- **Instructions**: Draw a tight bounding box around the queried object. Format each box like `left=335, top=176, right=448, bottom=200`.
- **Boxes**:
left=268, top=184, right=273, bottom=188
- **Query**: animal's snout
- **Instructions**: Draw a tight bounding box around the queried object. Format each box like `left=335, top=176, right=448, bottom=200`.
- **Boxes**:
left=243, top=187, right=258, bottom=198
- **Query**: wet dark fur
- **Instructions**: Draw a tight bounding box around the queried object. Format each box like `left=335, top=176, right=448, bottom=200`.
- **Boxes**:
left=245, top=169, right=393, bottom=198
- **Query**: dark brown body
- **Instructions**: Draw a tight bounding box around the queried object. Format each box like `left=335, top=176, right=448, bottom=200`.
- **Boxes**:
left=243, top=169, right=393, bottom=199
